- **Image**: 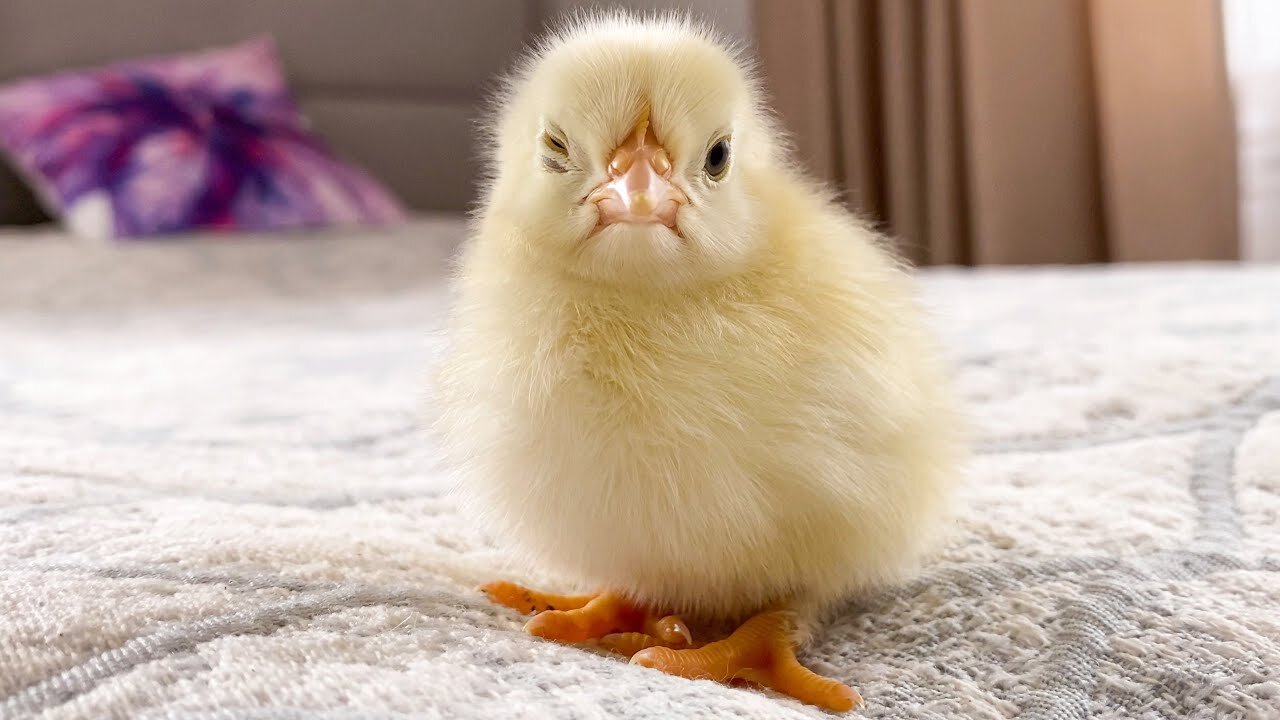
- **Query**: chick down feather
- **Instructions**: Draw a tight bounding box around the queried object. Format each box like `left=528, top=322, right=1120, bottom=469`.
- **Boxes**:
left=433, top=12, right=965, bottom=632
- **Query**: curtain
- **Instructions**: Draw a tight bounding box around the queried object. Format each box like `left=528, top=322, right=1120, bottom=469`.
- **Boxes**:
left=1222, top=0, right=1280, bottom=261
left=753, top=0, right=1239, bottom=265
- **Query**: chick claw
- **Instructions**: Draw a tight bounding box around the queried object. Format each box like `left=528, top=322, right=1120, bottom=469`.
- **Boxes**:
left=631, top=610, right=862, bottom=713
left=478, top=581, right=692, bottom=654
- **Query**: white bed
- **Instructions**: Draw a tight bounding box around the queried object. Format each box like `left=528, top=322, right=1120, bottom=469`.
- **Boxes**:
left=1, top=217, right=1277, bottom=719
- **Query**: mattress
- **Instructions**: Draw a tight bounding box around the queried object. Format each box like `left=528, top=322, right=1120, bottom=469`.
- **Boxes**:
left=1, top=218, right=1277, bottom=719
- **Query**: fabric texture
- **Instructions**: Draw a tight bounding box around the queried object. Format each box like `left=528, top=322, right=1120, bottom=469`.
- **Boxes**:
left=0, top=36, right=406, bottom=240
left=1, top=218, right=1278, bottom=718
left=752, top=0, right=1239, bottom=266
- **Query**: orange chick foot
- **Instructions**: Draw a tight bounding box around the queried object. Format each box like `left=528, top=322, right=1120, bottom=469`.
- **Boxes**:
left=478, top=581, right=692, bottom=654
left=630, top=610, right=862, bottom=713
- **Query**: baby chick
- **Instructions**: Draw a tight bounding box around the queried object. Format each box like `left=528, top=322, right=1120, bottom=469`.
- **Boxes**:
left=434, top=12, right=964, bottom=712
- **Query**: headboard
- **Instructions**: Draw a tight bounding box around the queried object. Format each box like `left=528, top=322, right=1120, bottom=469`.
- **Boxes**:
left=0, top=0, right=545, bottom=223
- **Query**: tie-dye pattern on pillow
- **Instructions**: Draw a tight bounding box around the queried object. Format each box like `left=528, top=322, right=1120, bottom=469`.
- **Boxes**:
left=0, top=36, right=406, bottom=240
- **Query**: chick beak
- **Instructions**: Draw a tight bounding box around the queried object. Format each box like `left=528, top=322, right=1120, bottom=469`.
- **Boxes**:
left=586, top=115, right=687, bottom=229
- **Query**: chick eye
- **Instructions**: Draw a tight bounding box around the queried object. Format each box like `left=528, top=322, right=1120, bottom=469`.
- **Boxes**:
left=704, top=138, right=731, bottom=180
left=539, top=131, right=570, bottom=173
left=542, top=132, right=568, bottom=155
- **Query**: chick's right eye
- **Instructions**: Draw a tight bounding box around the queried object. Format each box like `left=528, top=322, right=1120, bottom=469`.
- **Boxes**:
left=705, top=139, right=730, bottom=180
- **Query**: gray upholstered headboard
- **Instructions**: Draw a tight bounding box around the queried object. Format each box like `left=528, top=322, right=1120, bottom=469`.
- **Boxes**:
left=0, top=0, right=544, bottom=223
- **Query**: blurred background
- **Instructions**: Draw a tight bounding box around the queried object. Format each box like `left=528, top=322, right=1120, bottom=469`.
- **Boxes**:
left=0, top=0, right=1274, bottom=265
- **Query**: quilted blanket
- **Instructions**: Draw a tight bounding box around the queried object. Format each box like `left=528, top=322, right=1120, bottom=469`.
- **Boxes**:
left=1, top=218, right=1277, bottom=719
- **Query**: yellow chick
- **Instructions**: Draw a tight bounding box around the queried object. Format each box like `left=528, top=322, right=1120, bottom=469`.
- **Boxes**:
left=434, top=12, right=964, bottom=712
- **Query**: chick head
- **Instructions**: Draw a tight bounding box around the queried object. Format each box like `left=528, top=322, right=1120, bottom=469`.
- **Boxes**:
left=483, top=13, right=780, bottom=289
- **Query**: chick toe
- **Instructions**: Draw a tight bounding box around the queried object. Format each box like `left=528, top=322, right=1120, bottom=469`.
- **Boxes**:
left=630, top=610, right=861, bottom=712
left=523, top=592, right=640, bottom=643
left=644, top=614, right=693, bottom=648
left=591, top=632, right=666, bottom=658
left=478, top=580, right=592, bottom=615
left=480, top=583, right=697, bottom=654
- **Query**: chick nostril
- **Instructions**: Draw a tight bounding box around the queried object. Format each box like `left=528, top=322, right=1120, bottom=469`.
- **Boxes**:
left=651, top=151, right=672, bottom=177
left=608, top=153, right=632, bottom=177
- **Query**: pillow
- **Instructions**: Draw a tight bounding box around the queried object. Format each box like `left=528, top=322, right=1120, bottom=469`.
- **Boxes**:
left=0, top=36, right=406, bottom=240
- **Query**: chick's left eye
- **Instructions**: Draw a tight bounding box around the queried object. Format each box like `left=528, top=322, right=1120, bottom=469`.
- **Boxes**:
left=542, top=132, right=568, bottom=154
left=705, top=139, right=730, bottom=180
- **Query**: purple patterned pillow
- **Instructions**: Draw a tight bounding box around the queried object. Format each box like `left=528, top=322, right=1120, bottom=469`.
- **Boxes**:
left=0, top=36, right=406, bottom=240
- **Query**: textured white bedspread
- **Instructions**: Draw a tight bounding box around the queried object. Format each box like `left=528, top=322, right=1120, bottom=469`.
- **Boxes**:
left=1, top=218, right=1278, bottom=719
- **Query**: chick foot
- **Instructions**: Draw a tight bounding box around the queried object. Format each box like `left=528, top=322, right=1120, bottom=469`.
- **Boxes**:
left=479, top=581, right=692, bottom=654
left=630, top=610, right=861, bottom=712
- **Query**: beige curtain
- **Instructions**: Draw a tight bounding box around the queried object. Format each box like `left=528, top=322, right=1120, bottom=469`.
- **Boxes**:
left=753, top=0, right=1239, bottom=265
